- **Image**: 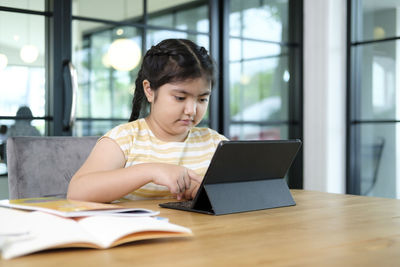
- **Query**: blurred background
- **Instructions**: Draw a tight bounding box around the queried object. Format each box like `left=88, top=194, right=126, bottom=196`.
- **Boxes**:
left=1, top=0, right=400, bottom=200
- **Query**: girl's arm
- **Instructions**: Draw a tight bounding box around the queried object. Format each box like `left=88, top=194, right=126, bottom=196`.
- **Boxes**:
left=67, top=137, right=200, bottom=203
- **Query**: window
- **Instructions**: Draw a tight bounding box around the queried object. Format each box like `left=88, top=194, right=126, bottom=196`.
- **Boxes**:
left=0, top=0, right=303, bottom=186
left=225, top=0, right=303, bottom=187
left=348, top=0, right=400, bottom=197
left=0, top=3, right=48, bottom=136
left=228, top=0, right=291, bottom=141
left=72, top=0, right=210, bottom=135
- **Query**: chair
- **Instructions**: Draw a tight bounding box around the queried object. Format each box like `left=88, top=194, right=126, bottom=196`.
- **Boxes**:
left=6, top=136, right=98, bottom=199
left=361, top=137, right=385, bottom=195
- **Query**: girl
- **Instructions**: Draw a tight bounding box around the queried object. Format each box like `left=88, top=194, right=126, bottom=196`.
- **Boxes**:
left=67, top=39, right=227, bottom=203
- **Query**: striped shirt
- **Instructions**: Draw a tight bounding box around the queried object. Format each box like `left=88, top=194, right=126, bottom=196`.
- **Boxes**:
left=103, top=118, right=227, bottom=200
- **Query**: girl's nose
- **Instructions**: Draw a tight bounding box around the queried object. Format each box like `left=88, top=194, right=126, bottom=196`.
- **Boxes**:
left=184, top=99, right=196, bottom=116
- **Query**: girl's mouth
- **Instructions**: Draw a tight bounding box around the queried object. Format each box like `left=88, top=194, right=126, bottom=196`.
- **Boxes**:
left=179, top=119, right=193, bottom=126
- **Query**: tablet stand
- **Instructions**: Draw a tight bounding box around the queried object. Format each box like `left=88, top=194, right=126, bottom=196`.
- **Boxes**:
left=193, top=178, right=295, bottom=215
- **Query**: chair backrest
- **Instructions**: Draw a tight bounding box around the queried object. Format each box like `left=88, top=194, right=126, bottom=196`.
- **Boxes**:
left=7, top=136, right=98, bottom=199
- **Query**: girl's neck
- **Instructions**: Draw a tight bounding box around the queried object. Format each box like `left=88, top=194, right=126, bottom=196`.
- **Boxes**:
left=144, top=116, right=189, bottom=142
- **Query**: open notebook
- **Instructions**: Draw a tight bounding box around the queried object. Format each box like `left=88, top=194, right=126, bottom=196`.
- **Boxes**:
left=160, top=139, right=302, bottom=215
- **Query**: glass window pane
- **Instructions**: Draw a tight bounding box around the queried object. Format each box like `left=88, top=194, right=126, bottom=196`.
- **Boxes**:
left=73, top=20, right=142, bottom=125
left=146, top=30, right=188, bottom=48
left=0, top=67, right=45, bottom=117
left=356, top=40, right=399, bottom=120
left=229, top=0, right=289, bottom=42
left=0, top=12, right=45, bottom=119
left=229, top=51, right=289, bottom=122
left=148, top=14, right=174, bottom=28
left=72, top=0, right=143, bottom=22
left=73, top=120, right=125, bottom=137
left=0, top=0, right=45, bottom=12
left=229, top=124, right=288, bottom=140
left=230, top=38, right=285, bottom=61
left=229, top=38, right=242, bottom=62
left=357, top=123, right=399, bottom=198
left=146, top=30, right=209, bottom=50
left=242, top=40, right=284, bottom=59
left=356, top=0, right=400, bottom=42
left=228, top=0, right=292, bottom=141
left=148, top=0, right=197, bottom=12
left=148, top=0, right=208, bottom=32
left=0, top=118, right=44, bottom=137
left=176, top=5, right=208, bottom=32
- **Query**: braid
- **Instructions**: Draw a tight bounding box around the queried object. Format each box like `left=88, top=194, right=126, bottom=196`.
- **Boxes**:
left=129, top=69, right=146, bottom=122
left=146, top=45, right=170, bottom=57
left=178, top=40, right=202, bottom=68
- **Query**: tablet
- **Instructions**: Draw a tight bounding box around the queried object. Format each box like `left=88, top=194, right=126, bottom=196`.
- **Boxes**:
left=160, top=139, right=302, bottom=215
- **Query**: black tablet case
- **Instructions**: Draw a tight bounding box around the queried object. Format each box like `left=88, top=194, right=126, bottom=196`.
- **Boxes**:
left=160, top=140, right=302, bottom=215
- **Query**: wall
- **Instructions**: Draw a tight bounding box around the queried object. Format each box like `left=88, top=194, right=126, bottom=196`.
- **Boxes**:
left=303, top=0, right=347, bottom=193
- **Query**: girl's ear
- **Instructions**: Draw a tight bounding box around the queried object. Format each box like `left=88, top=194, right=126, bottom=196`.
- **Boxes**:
left=142, top=79, right=154, bottom=103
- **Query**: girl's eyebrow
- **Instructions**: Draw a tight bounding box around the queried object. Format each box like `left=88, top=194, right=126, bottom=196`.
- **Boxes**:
left=172, top=89, right=211, bottom=96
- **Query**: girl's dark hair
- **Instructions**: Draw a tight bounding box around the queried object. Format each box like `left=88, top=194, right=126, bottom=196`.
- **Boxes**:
left=129, top=39, right=215, bottom=122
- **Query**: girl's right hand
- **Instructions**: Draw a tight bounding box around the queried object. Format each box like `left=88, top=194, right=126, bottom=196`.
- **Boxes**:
left=149, top=163, right=201, bottom=200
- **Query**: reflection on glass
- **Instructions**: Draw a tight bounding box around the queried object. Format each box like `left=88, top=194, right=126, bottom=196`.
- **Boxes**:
left=7, top=107, right=41, bottom=137
left=229, top=38, right=284, bottom=61
left=0, top=118, right=44, bottom=138
left=73, top=120, right=126, bottom=137
left=356, top=0, right=400, bottom=41
left=230, top=124, right=288, bottom=140
left=0, top=0, right=44, bottom=11
left=357, top=40, right=399, bottom=120
left=148, top=0, right=208, bottom=31
left=357, top=123, right=400, bottom=198
left=148, top=0, right=197, bottom=13
left=229, top=0, right=289, bottom=42
left=228, top=0, right=290, bottom=140
left=146, top=30, right=188, bottom=49
left=146, top=30, right=209, bottom=51
left=31, top=120, right=45, bottom=136
left=148, top=2, right=208, bottom=32
left=243, top=40, right=284, bottom=59
left=73, top=21, right=141, bottom=134
left=72, top=0, right=143, bottom=22
left=0, top=12, right=45, bottom=120
left=229, top=55, right=289, bottom=122
left=175, top=4, right=208, bottom=32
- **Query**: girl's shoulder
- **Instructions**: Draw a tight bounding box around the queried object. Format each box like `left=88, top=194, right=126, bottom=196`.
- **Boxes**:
left=104, top=118, right=147, bottom=140
left=102, top=119, right=150, bottom=159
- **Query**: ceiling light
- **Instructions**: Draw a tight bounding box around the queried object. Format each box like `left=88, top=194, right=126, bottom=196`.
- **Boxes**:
left=20, top=45, right=39, bottom=64
left=107, top=39, right=141, bottom=71
left=102, top=53, right=111, bottom=68
left=240, top=74, right=250, bottom=85
left=373, top=26, right=385, bottom=40
left=116, top=29, right=124, bottom=36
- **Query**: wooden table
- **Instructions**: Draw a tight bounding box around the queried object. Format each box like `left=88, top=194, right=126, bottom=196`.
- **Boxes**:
left=2, top=190, right=400, bottom=266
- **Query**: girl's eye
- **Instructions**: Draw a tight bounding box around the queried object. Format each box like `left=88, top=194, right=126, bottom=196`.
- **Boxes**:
left=199, top=98, right=209, bottom=103
left=175, top=96, right=185, bottom=101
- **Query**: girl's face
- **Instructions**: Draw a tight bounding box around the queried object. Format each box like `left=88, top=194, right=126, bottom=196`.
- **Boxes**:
left=143, top=77, right=211, bottom=142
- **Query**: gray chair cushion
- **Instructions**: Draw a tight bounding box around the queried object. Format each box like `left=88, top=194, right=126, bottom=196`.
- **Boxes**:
left=7, top=136, right=98, bottom=199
